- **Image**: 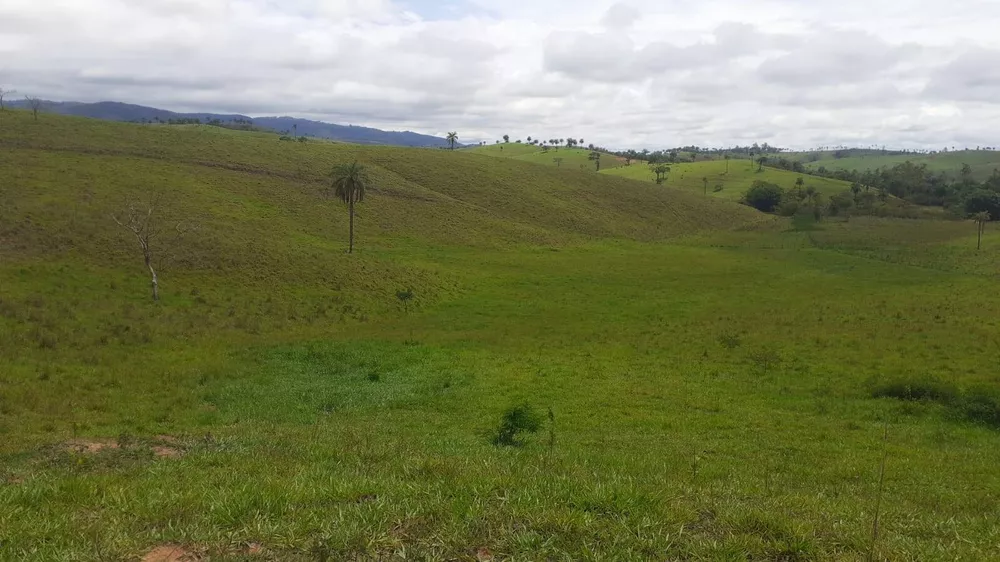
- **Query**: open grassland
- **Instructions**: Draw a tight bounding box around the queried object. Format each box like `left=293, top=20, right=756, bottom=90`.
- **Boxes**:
left=468, top=144, right=629, bottom=172
left=793, top=150, right=1000, bottom=181
left=1, top=111, right=1000, bottom=561
left=603, top=158, right=854, bottom=200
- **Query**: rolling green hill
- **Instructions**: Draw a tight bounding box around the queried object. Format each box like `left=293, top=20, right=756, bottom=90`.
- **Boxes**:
left=603, top=158, right=855, bottom=200
left=468, top=143, right=630, bottom=171
left=469, top=144, right=855, bottom=200
left=2, top=110, right=1000, bottom=561
left=792, top=150, right=1000, bottom=181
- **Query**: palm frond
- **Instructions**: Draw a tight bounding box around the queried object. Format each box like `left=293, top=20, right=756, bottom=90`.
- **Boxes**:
left=330, top=161, right=368, bottom=204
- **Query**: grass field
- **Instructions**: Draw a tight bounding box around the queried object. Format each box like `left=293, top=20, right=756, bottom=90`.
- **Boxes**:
left=792, top=150, right=1000, bottom=181
left=602, top=158, right=854, bottom=201
left=2, top=111, right=1000, bottom=561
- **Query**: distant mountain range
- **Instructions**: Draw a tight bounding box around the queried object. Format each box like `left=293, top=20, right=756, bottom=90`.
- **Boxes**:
left=7, top=100, right=456, bottom=148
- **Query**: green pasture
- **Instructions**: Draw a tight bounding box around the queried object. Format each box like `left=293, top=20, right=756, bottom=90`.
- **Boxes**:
left=0, top=111, right=998, bottom=561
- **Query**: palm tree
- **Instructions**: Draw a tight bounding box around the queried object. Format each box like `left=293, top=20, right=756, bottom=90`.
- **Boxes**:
left=330, top=161, right=369, bottom=254
left=446, top=132, right=458, bottom=150
left=724, top=154, right=730, bottom=174
left=974, top=211, right=991, bottom=250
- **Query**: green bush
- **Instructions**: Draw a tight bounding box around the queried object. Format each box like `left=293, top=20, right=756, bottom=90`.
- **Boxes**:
left=872, top=378, right=1000, bottom=429
left=964, top=190, right=1000, bottom=219
left=492, top=403, right=543, bottom=447
left=956, top=387, right=1000, bottom=428
left=776, top=200, right=800, bottom=217
left=743, top=181, right=785, bottom=213
left=871, top=377, right=958, bottom=403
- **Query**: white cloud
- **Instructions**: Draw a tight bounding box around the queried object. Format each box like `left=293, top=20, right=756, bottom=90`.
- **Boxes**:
left=2, top=0, right=1000, bottom=149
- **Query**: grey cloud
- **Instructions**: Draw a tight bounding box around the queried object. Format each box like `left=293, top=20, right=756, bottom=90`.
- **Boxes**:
left=3, top=0, right=1000, bottom=150
left=758, top=29, right=919, bottom=87
left=602, top=3, right=641, bottom=29
left=544, top=31, right=637, bottom=82
left=924, top=48, right=1000, bottom=102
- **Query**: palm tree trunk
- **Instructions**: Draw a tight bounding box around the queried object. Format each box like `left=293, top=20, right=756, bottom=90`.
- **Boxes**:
left=349, top=197, right=355, bottom=254
left=978, top=222, right=983, bottom=250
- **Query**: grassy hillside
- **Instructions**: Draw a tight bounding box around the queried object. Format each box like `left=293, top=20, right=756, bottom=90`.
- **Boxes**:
left=793, top=150, right=1000, bottom=181
left=2, top=110, right=1000, bottom=561
left=603, top=158, right=854, bottom=200
left=468, top=143, right=629, bottom=171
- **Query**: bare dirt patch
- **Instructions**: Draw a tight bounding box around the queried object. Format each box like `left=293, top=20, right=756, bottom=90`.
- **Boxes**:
left=151, top=436, right=185, bottom=458
left=141, top=545, right=201, bottom=562
left=65, top=440, right=119, bottom=454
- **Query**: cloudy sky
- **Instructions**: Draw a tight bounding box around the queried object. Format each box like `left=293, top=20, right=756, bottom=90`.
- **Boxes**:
left=3, top=0, right=1000, bottom=150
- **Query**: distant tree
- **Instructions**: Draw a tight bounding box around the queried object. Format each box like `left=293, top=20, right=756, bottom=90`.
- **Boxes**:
left=292, top=123, right=298, bottom=138
left=527, top=136, right=532, bottom=143
left=795, top=177, right=804, bottom=190
left=974, top=211, right=991, bottom=250
left=652, top=164, right=671, bottom=184
left=110, top=192, right=186, bottom=302
left=24, top=96, right=42, bottom=121
left=503, top=134, right=510, bottom=143
left=0, top=87, right=13, bottom=112
left=965, top=190, right=1000, bottom=220
left=743, top=181, right=785, bottom=212
left=0, top=87, right=14, bottom=126
left=703, top=176, right=709, bottom=195
left=447, top=132, right=458, bottom=150
left=757, top=155, right=768, bottom=172
left=724, top=154, right=731, bottom=174
left=588, top=151, right=601, bottom=171
left=329, top=161, right=369, bottom=254
left=850, top=181, right=862, bottom=202
left=553, top=157, right=563, bottom=167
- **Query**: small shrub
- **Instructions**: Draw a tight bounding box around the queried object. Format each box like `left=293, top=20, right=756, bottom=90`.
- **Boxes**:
left=956, top=388, right=1000, bottom=428
left=717, top=332, right=741, bottom=349
left=748, top=346, right=781, bottom=373
left=871, top=377, right=958, bottom=403
left=492, top=403, right=543, bottom=447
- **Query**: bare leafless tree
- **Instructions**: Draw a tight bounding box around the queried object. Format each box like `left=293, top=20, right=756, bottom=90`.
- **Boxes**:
left=111, top=193, right=186, bottom=301
left=24, top=96, right=42, bottom=121
left=0, top=87, right=15, bottom=126
left=0, top=87, right=13, bottom=111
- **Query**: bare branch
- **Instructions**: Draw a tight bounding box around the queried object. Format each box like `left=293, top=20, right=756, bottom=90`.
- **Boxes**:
left=23, top=96, right=42, bottom=121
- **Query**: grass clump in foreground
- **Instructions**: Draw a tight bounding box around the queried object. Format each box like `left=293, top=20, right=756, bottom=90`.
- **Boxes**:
left=491, top=403, right=544, bottom=447
left=1, top=111, right=1000, bottom=560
